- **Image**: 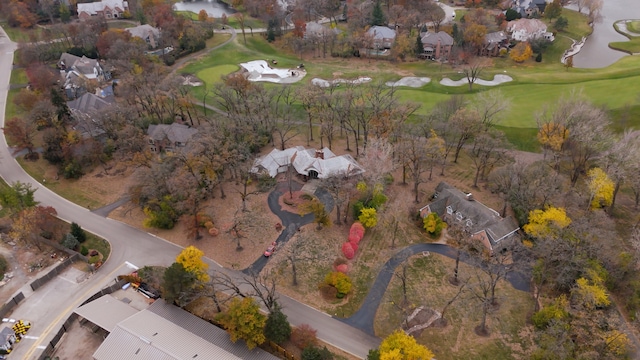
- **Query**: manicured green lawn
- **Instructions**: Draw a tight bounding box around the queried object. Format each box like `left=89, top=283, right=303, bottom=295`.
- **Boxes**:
left=0, top=22, right=41, bottom=42
left=195, top=64, right=239, bottom=84
left=107, top=20, right=137, bottom=29
left=627, top=20, right=640, bottom=34
left=83, top=233, right=111, bottom=262
left=179, top=7, right=640, bottom=149
left=10, top=68, right=27, bottom=85
left=176, top=11, right=199, bottom=21
left=609, top=38, right=640, bottom=54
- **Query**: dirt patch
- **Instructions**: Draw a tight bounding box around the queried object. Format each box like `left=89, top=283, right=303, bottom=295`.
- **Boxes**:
left=110, top=181, right=281, bottom=270
left=51, top=316, right=105, bottom=359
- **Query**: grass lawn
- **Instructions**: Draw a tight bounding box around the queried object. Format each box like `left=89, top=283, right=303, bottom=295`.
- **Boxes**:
left=107, top=20, right=137, bottom=29
left=0, top=22, right=42, bottom=42
left=16, top=157, right=107, bottom=209
left=375, top=254, right=535, bottom=360
left=205, top=32, right=232, bottom=48
left=176, top=11, right=199, bottom=21
left=83, top=233, right=111, bottom=262
left=609, top=38, right=640, bottom=54
left=627, top=20, right=640, bottom=34
left=10, top=68, right=27, bottom=85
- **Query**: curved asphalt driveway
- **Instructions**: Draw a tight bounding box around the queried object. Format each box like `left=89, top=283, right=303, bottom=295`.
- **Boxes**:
left=342, top=243, right=530, bottom=335
left=0, top=27, right=378, bottom=359
left=242, top=181, right=334, bottom=275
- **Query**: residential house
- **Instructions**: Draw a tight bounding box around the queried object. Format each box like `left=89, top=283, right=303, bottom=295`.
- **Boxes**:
left=251, top=146, right=365, bottom=179
left=67, top=88, right=115, bottom=139
left=75, top=296, right=279, bottom=360
left=419, top=182, right=520, bottom=252
left=147, top=123, right=198, bottom=153
left=58, top=53, right=108, bottom=99
left=77, top=0, right=129, bottom=20
left=419, top=31, right=454, bottom=61
left=304, top=21, right=341, bottom=40
left=367, top=25, right=396, bottom=49
left=125, top=24, right=161, bottom=49
left=509, top=0, right=548, bottom=18
left=507, top=18, right=553, bottom=42
left=480, top=31, right=508, bottom=57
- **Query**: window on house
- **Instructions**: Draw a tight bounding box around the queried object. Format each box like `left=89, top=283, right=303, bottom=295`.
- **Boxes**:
left=456, top=212, right=463, bottom=221
left=446, top=206, right=453, bottom=215
left=466, top=219, right=472, bottom=227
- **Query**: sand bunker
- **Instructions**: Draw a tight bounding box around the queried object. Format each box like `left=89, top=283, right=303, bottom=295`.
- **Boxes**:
left=385, top=77, right=431, bottom=88
left=440, top=74, right=513, bottom=87
left=239, top=60, right=306, bottom=84
left=311, top=77, right=372, bottom=88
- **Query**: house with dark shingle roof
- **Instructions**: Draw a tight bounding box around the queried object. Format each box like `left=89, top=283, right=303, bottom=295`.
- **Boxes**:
left=147, top=123, right=198, bottom=153
left=419, top=31, right=454, bottom=61
left=125, top=24, right=161, bottom=49
left=67, top=90, right=115, bottom=139
left=367, top=26, right=396, bottom=49
left=481, top=31, right=509, bottom=57
left=420, top=182, right=520, bottom=252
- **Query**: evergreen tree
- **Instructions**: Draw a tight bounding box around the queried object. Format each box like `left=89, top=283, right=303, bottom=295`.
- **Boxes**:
left=371, top=0, right=386, bottom=26
left=70, top=222, right=87, bottom=243
left=415, top=35, right=424, bottom=57
left=264, top=306, right=292, bottom=344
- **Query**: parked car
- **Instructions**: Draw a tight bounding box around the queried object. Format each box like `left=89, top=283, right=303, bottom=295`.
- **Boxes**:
left=138, top=282, right=161, bottom=299
left=264, top=242, right=277, bottom=257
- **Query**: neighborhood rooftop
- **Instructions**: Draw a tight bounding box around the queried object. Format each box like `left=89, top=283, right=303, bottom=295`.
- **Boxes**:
left=91, top=298, right=279, bottom=360
left=252, top=146, right=365, bottom=179
left=421, top=182, right=520, bottom=250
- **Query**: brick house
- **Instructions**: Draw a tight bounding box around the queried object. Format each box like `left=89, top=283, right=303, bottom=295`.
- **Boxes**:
left=77, top=0, right=129, bottom=20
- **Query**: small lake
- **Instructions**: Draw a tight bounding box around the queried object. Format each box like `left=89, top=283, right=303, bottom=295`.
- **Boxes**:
left=568, top=0, right=640, bottom=68
left=173, top=0, right=236, bottom=18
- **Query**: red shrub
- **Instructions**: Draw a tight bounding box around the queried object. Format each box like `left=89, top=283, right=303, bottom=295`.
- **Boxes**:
left=349, top=240, right=359, bottom=252
left=342, top=242, right=355, bottom=259
left=350, top=222, right=365, bottom=240
left=336, top=264, right=349, bottom=273
left=291, top=324, right=318, bottom=350
left=348, top=234, right=361, bottom=243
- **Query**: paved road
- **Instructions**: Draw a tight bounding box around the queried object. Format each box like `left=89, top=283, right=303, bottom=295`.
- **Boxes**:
left=0, top=26, right=379, bottom=359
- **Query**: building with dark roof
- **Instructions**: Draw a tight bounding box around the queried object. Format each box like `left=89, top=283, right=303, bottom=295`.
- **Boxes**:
left=367, top=26, right=397, bottom=49
left=147, top=123, right=198, bottom=153
left=420, top=182, right=520, bottom=252
left=419, top=31, right=454, bottom=61
left=481, top=31, right=508, bottom=57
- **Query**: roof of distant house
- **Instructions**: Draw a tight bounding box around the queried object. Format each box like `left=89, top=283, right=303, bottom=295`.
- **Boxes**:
left=507, top=18, right=547, bottom=34
left=77, top=0, right=128, bottom=15
left=147, top=123, right=198, bottom=145
left=485, top=31, right=507, bottom=44
left=59, top=53, right=101, bottom=76
left=420, top=31, right=454, bottom=46
left=367, top=26, right=396, bottom=40
left=74, top=295, right=138, bottom=332
left=92, top=299, right=279, bottom=360
left=125, top=24, right=160, bottom=40
left=67, top=92, right=114, bottom=114
left=252, top=146, right=365, bottom=178
left=422, top=182, right=519, bottom=245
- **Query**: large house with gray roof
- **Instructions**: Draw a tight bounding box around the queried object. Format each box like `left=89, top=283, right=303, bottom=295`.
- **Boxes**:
left=419, top=31, right=454, bottom=61
left=367, top=25, right=396, bottom=49
left=420, top=182, right=520, bottom=252
left=77, top=0, right=128, bottom=20
left=76, top=296, right=278, bottom=360
left=147, top=123, right=198, bottom=153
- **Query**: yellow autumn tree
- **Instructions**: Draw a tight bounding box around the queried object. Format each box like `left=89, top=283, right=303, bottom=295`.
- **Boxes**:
left=510, top=42, right=533, bottom=63
left=175, top=246, right=210, bottom=282
left=379, top=330, right=434, bottom=360
left=572, top=269, right=610, bottom=310
left=604, top=330, right=630, bottom=356
left=587, top=167, right=614, bottom=209
left=523, top=207, right=572, bottom=239
left=358, top=207, right=378, bottom=228
left=537, top=122, right=569, bottom=152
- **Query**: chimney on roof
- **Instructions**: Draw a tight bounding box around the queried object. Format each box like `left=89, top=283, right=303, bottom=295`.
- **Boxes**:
left=466, top=193, right=474, bottom=201
left=315, top=150, right=324, bottom=159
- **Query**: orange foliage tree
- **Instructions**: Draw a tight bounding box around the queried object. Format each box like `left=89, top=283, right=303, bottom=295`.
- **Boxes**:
left=510, top=42, right=533, bottom=63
